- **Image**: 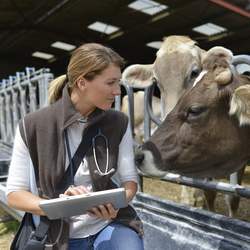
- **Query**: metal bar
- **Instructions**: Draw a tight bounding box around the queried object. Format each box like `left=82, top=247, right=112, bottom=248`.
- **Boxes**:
left=144, top=87, right=151, bottom=142
left=5, top=89, right=14, bottom=141
left=232, top=54, right=250, bottom=66
left=0, top=89, right=6, bottom=142
left=118, top=81, right=140, bottom=149
left=139, top=171, right=250, bottom=199
left=145, top=83, right=162, bottom=126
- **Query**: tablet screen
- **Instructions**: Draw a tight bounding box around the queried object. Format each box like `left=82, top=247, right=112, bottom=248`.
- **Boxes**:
left=39, top=188, right=127, bottom=220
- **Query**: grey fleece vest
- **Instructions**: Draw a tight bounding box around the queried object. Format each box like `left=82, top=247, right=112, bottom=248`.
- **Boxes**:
left=19, top=85, right=143, bottom=250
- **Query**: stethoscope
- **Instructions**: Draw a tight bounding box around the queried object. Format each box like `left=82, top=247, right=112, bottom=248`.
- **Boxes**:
left=65, top=127, right=115, bottom=188
left=92, top=128, right=115, bottom=176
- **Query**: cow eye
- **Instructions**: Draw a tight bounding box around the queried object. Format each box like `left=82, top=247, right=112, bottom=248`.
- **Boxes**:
left=187, top=107, right=204, bottom=117
left=191, top=70, right=199, bottom=79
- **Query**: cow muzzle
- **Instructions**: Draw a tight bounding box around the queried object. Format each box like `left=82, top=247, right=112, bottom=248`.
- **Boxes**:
left=134, top=147, right=167, bottom=179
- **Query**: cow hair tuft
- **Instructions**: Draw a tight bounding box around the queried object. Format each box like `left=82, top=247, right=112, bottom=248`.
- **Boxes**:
left=157, top=35, right=196, bottom=57
left=214, top=68, right=232, bottom=85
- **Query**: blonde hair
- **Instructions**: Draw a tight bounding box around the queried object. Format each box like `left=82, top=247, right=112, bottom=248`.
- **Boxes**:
left=48, top=43, right=124, bottom=103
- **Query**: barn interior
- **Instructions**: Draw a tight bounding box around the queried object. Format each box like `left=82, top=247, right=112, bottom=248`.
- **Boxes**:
left=1, top=2, right=250, bottom=249
left=1, top=0, right=250, bottom=81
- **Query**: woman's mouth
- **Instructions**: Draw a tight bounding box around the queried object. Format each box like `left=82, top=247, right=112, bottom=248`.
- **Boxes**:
left=108, top=98, right=115, bottom=103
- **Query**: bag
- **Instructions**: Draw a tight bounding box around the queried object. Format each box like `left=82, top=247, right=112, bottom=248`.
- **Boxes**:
left=10, top=212, right=46, bottom=250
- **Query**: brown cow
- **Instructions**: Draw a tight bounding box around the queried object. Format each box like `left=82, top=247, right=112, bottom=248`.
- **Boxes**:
left=134, top=55, right=250, bottom=209
left=122, top=35, right=241, bottom=217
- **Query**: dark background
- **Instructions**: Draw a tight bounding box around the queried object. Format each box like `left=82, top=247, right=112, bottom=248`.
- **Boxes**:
left=1, top=0, right=250, bottom=81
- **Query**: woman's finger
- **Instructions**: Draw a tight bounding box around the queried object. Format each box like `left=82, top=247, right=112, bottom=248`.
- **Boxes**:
left=87, top=204, right=119, bottom=220
left=76, top=185, right=91, bottom=194
left=106, top=203, right=119, bottom=218
left=61, top=185, right=90, bottom=197
left=99, top=205, right=109, bottom=219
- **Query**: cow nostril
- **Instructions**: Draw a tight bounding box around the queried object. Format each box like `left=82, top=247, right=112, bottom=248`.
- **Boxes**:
left=135, top=153, right=144, bottom=167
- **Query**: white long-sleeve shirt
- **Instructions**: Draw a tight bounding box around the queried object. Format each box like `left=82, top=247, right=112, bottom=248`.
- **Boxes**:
left=6, top=121, right=138, bottom=238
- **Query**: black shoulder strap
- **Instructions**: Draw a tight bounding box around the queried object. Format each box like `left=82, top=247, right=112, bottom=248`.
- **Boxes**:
left=26, top=118, right=103, bottom=244
left=53, top=119, right=103, bottom=198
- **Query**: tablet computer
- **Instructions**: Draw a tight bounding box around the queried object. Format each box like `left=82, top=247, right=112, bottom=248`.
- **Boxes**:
left=39, top=188, right=127, bottom=220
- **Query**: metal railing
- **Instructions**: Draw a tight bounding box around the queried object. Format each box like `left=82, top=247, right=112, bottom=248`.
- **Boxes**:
left=0, top=67, right=54, bottom=143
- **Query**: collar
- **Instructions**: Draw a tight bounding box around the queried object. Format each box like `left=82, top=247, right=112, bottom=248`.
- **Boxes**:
left=54, top=84, right=105, bottom=133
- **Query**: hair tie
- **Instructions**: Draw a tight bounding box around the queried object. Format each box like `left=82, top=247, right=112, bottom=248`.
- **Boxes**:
left=66, top=72, right=69, bottom=81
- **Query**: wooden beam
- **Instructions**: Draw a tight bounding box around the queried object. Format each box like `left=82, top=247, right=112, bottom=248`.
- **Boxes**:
left=208, top=0, right=250, bottom=19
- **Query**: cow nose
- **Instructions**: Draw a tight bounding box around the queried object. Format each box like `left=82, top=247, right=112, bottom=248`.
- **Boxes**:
left=135, top=152, right=144, bottom=168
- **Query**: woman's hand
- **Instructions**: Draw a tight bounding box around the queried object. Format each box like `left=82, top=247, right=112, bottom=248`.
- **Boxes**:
left=59, top=185, right=90, bottom=198
left=87, top=203, right=119, bottom=220
left=59, top=185, right=119, bottom=220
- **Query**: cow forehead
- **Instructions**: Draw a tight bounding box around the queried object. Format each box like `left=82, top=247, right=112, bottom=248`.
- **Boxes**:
left=157, top=41, right=198, bottom=59
left=154, top=48, right=199, bottom=77
left=193, top=70, right=208, bottom=87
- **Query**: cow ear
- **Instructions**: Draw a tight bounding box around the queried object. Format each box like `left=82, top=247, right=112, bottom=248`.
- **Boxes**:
left=202, top=46, right=233, bottom=65
left=229, top=85, right=250, bottom=126
left=122, top=64, right=154, bottom=88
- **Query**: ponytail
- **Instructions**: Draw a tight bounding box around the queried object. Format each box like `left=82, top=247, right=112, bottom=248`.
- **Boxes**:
left=48, top=74, right=67, bottom=103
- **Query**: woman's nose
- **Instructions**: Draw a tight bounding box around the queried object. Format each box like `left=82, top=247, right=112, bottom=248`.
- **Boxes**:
left=113, top=82, right=121, bottom=96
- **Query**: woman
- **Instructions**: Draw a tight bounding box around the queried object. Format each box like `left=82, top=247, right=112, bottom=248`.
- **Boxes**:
left=6, top=43, right=144, bottom=250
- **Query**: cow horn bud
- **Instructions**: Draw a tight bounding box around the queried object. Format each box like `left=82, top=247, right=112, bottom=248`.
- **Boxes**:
left=214, top=68, right=232, bottom=85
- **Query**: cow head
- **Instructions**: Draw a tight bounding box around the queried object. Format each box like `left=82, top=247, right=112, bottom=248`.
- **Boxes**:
left=134, top=55, right=250, bottom=179
left=122, top=36, right=234, bottom=117
left=122, top=35, right=206, bottom=116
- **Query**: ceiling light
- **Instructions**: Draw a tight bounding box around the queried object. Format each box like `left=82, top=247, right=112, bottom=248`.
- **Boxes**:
left=128, top=0, right=168, bottom=15
left=51, top=41, right=76, bottom=51
left=32, top=52, right=54, bottom=60
left=192, top=23, right=227, bottom=36
left=88, top=21, right=120, bottom=34
left=146, top=41, right=162, bottom=49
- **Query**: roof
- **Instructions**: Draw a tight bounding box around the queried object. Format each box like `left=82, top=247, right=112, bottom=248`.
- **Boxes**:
left=1, top=0, right=250, bottom=79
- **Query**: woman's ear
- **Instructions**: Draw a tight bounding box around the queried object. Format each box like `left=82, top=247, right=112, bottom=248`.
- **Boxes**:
left=77, top=77, right=86, bottom=90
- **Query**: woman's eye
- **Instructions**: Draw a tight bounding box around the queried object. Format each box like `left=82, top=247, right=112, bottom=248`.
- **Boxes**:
left=187, top=107, right=204, bottom=117
left=108, top=81, right=115, bottom=85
